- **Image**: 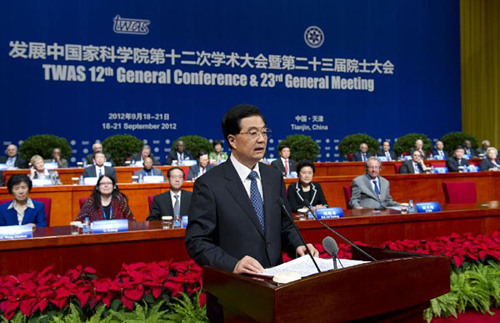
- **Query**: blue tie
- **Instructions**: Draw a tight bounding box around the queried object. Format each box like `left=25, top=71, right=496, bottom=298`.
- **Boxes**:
left=98, top=168, right=103, bottom=178
left=248, top=171, right=265, bottom=231
left=372, top=180, right=380, bottom=196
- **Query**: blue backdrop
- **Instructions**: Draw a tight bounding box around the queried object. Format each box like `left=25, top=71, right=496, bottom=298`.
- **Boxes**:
left=0, top=0, right=461, bottom=164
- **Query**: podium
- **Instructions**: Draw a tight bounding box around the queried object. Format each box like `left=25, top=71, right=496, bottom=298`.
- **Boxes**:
left=203, top=247, right=450, bottom=322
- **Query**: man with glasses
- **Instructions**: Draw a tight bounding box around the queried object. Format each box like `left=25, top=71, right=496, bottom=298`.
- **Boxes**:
left=349, top=157, right=400, bottom=209
left=185, top=104, right=318, bottom=321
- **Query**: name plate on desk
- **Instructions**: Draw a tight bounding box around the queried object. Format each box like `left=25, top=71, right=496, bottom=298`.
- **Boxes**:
left=467, top=165, right=479, bottom=173
left=0, top=225, right=33, bottom=240
left=415, top=202, right=441, bottom=213
left=92, top=219, right=129, bottom=233
left=142, top=175, right=164, bottom=183
left=433, top=155, right=445, bottom=160
left=377, top=156, right=388, bottom=162
left=433, top=167, right=449, bottom=174
left=316, top=207, right=344, bottom=219
left=32, top=178, right=53, bottom=187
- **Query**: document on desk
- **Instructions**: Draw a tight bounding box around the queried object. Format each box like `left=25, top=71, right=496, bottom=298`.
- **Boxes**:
left=262, top=256, right=369, bottom=278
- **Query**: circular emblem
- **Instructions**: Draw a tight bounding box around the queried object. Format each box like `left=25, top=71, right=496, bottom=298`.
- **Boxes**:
left=304, top=26, right=324, bottom=48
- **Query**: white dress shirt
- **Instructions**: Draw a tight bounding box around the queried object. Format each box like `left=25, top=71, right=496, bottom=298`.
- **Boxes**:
left=230, top=154, right=263, bottom=199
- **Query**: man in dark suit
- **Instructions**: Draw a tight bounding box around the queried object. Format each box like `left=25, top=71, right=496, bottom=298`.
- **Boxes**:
left=352, top=143, right=370, bottom=161
left=133, top=157, right=164, bottom=180
left=165, top=140, right=193, bottom=165
left=271, top=145, right=297, bottom=177
left=0, top=145, right=28, bottom=168
left=463, top=140, right=476, bottom=157
left=185, top=105, right=317, bottom=320
left=399, top=150, right=428, bottom=174
left=432, top=141, right=448, bottom=158
left=85, top=143, right=113, bottom=165
left=187, top=151, right=214, bottom=180
left=147, top=167, right=191, bottom=220
left=349, top=157, right=399, bottom=209
left=447, top=146, right=470, bottom=172
left=130, top=145, right=160, bottom=166
left=377, top=141, right=397, bottom=161
left=82, top=152, right=116, bottom=180
left=476, top=140, right=491, bottom=157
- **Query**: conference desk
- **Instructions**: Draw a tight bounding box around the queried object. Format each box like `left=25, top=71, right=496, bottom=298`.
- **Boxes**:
left=0, top=171, right=498, bottom=226
left=0, top=202, right=497, bottom=277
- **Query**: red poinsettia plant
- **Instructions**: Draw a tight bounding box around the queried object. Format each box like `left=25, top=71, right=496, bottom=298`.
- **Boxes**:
left=0, top=259, right=203, bottom=320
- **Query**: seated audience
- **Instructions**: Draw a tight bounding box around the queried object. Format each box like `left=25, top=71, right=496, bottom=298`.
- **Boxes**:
left=349, top=157, right=399, bottom=209
left=479, top=147, right=500, bottom=171
left=77, top=175, right=134, bottom=222
left=287, top=160, right=328, bottom=212
left=399, top=151, right=427, bottom=174
left=165, top=140, right=193, bottom=165
left=0, top=144, right=28, bottom=168
left=147, top=167, right=192, bottom=220
left=463, top=140, right=476, bottom=157
left=187, top=151, right=214, bottom=180
left=82, top=152, right=116, bottom=180
left=476, top=140, right=491, bottom=157
left=133, top=156, right=164, bottom=179
left=209, top=140, right=228, bottom=164
left=409, top=139, right=428, bottom=160
left=271, top=144, right=297, bottom=177
left=131, top=145, right=160, bottom=166
left=85, top=143, right=113, bottom=165
left=44, top=148, right=68, bottom=168
left=0, top=175, right=47, bottom=227
left=446, top=146, right=470, bottom=172
left=352, top=143, right=370, bottom=161
left=377, top=141, right=397, bottom=161
left=432, top=141, right=448, bottom=158
left=29, top=155, right=62, bottom=185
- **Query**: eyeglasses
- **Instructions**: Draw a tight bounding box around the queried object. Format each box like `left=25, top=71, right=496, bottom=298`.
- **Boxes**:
left=99, top=182, right=113, bottom=186
left=237, top=128, right=272, bottom=139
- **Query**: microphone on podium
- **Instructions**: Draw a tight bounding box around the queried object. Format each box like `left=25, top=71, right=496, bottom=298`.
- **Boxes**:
left=322, top=236, right=339, bottom=270
left=303, top=199, right=377, bottom=262
left=276, top=197, right=321, bottom=274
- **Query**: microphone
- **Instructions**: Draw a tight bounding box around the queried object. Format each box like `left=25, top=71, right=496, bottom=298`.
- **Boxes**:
left=322, top=236, right=338, bottom=270
left=303, top=199, right=377, bottom=262
left=276, top=197, right=321, bottom=274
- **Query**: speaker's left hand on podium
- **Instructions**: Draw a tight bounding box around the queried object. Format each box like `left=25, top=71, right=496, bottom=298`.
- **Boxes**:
left=296, top=243, right=319, bottom=257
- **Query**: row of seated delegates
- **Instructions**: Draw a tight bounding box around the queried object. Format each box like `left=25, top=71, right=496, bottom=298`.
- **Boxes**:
left=165, top=140, right=193, bottom=165
left=0, top=175, right=47, bottom=227
left=29, top=155, right=62, bottom=185
left=480, top=147, right=500, bottom=171
left=84, top=142, right=113, bottom=166
left=349, top=157, right=400, bottom=209
left=76, top=175, right=134, bottom=222
left=0, top=144, right=28, bottom=168
left=271, top=145, right=297, bottom=177
left=130, top=145, right=161, bottom=166
left=187, top=151, right=215, bottom=181
left=209, top=140, right=228, bottom=165
left=147, top=167, right=192, bottom=220
left=286, top=160, right=328, bottom=212
left=82, top=152, right=116, bottom=181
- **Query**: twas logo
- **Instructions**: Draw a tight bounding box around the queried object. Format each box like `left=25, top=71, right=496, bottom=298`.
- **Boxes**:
left=304, top=26, right=324, bottom=48
left=113, top=15, right=150, bottom=35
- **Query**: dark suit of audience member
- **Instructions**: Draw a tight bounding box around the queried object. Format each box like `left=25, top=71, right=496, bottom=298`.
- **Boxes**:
left=147, top=190, right=192, bottom=220
left=399, top=160, right=425, bottom=174
left=464, top=147, right=476, bottom=158
left=287, top=182, right=328, bottom=212
left=432, top=149, right=448, bottom=158
left=0, top=171, right=4, bottom=186
left=446, top=156, right=469, bottom=172
left=376, top=150, right=397, bottom=161
left=134, top=167, right=164, bottom=178
left=82, top=165, right=116, bottom=180
left=352, top=152, right=370, bottom=162
left=130, top=152, right=160, bottom=166
left=480, top=158, right=500, bottom=171
left=0, top=155, right=27, bottom=169
left=85, top=153, right=112, bottom=165
left=165, top=150, right=193, bottom=165
left=187, top=163, right=214, bottom=180
left=271, top=158, right=297, bottom=176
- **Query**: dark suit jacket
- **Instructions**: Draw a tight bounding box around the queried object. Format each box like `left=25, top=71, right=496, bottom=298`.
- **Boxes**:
left=147, top=190, right=192, bottom=220
left=376, top=151, right=397, bottom=161
left=399, top=160, right=425, bottom=174
left=165, top=150, right=194, bottom=165
left=187, top=164, right=215, bottom=180
left=0, top=155, right=28, bottom=169
left=0, top=199, right=47, bottom=227
left=271, top=158, right=297, bottom=176
left=352, top=152, right=370, bottom=162
left=185, top=160, right=302, bottom=272
left=82, top=165, right=116, bottom=180
left=134, top=167, right=164, bottom=179
left=446, top=157, right=469, bottom=172
left=464, top=148, right=477, bottom=158
left=480, top=159, right=500, bottom=171
left=85, top=153, right=113, bottom=165
left=286, top=182, right=328, bottom=212
left=432, top=150, right=448, bottom=158
left=130, top=153, right=160, bottom=165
